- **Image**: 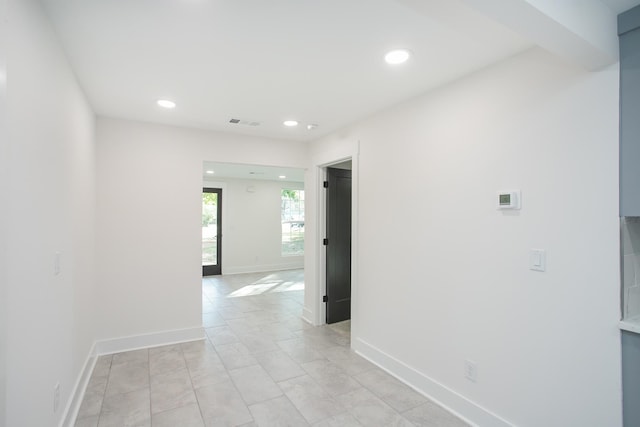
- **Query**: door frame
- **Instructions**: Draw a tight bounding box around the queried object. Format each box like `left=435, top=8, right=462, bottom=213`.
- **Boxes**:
left=314, top=149, right=359, bottom=332
left=202, top=187, right=223, bottom=276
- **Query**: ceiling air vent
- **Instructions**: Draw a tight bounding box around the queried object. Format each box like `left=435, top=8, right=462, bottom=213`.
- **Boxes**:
left=229, top=118, right=261, bottom=126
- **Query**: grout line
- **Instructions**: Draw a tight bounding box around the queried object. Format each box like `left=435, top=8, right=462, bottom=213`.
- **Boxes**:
left=182, top=340, right=207, bottom=426
left=94, top=355, right=113, bottom=427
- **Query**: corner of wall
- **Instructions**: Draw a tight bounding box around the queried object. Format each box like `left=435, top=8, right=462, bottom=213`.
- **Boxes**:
left=94, top=327, right=205, bottom=356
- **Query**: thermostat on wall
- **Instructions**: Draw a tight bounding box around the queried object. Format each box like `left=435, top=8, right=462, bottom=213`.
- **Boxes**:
left=497, top=190, right=521, bottom=210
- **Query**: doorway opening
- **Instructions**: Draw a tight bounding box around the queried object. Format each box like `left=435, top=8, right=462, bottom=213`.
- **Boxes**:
left=201, top=161, right=307, bottom=328
left=202, top=187, right=222, bottom=276
left=323, top=160, right=353, bottom=324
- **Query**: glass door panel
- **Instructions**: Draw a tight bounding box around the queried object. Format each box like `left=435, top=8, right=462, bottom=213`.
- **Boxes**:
left=202, top=188, right=222, bottom=275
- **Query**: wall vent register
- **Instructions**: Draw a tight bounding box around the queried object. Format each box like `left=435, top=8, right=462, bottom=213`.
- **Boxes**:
left=229, top=118, right=260, bottom=126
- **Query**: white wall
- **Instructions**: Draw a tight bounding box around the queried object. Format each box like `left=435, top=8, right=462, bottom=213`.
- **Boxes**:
left=0, top=0, right=7, bottom=423
left=5, top=0, right=97, bottom=425
left=203, top=177, right=304, bottom=275
left=95, top=118, right=307, bottom=341
left=308, top=48, right=622, bottom=427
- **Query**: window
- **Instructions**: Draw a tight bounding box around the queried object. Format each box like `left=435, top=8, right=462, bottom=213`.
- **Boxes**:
left=281, top=189, right=304, bottom=256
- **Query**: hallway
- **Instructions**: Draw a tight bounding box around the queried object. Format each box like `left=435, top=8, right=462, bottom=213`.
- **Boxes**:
left=74, top=270, right=468, bottom=426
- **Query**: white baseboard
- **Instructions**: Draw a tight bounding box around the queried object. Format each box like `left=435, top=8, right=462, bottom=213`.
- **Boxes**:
left=353, top=337, right=514, bottom=427
left=95, top=326, right=205, bottom=355
left=223, top=262, right=303, bottom=275
left=60, top=342, right=97, bottom=427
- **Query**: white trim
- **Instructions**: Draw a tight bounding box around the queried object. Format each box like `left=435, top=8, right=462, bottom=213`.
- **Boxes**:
left=302, top=307, right=314, bottom=325
left=94, top=326, right=205, bottom=356
left=353, top=337, right=514, bottom=427
left=60, top=342, right=97, bottom=427
left=351, top=141, right=360, bottom=342
left=316, top=165, right=328, bottom=326
left=222, top=263, right=303, bottom=276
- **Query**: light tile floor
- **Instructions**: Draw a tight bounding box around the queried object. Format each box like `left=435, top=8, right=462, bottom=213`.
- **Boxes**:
left=74, top=270, right=469, bottom=427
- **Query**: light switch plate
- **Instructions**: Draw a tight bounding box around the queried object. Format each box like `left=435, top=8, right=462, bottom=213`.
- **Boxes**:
left=530, top=249, right=546, bottom=272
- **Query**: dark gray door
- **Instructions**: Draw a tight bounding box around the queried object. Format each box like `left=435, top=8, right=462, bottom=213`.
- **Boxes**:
left=325, top=167, right=352, bottom=324
left=202, top=188, right=222, bottom=276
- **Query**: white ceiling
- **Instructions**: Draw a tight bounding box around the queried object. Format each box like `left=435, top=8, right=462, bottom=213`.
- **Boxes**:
left=40, top=0, right=534, bottom=142
left=40, top=0, right=640, bottom=143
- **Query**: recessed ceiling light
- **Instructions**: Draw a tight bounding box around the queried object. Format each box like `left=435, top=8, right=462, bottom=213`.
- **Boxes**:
left=157, top=99, right=176, bottom=109
left=384, top=49, right=411, bottom=65
left=205, top=170, right=214, bottom=174
left=283, top=120, right=298, bottom=127
left=279, top=175, right=286, bottom=179
left=307, top=124, right=318, bottom=130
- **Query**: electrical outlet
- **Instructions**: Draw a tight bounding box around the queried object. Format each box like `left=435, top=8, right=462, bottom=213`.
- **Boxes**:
left=53, top=383, right=60, bottom=413
left=464, top=360, right=478, bottom=382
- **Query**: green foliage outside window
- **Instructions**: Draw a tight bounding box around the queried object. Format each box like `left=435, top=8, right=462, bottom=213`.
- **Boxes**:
left=281, top=189, right=304, bottom=256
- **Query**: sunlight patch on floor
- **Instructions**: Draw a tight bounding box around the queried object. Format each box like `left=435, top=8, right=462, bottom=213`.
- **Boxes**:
left=270, top=280, right=304, bottom=293
left=227, top=279, right=304, bottom=297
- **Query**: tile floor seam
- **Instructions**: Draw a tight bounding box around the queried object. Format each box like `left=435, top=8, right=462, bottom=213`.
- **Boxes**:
left=93, top=372, right=108, bottom=422
left=184, top=339, right=209, bottom=426
left=256, top=394, right=311, bottom=426
left=267, top=368, right=307, bottom=384
left=92, top=359, right=113, bottom=426
left=219, top=342, right=260, bottom=418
